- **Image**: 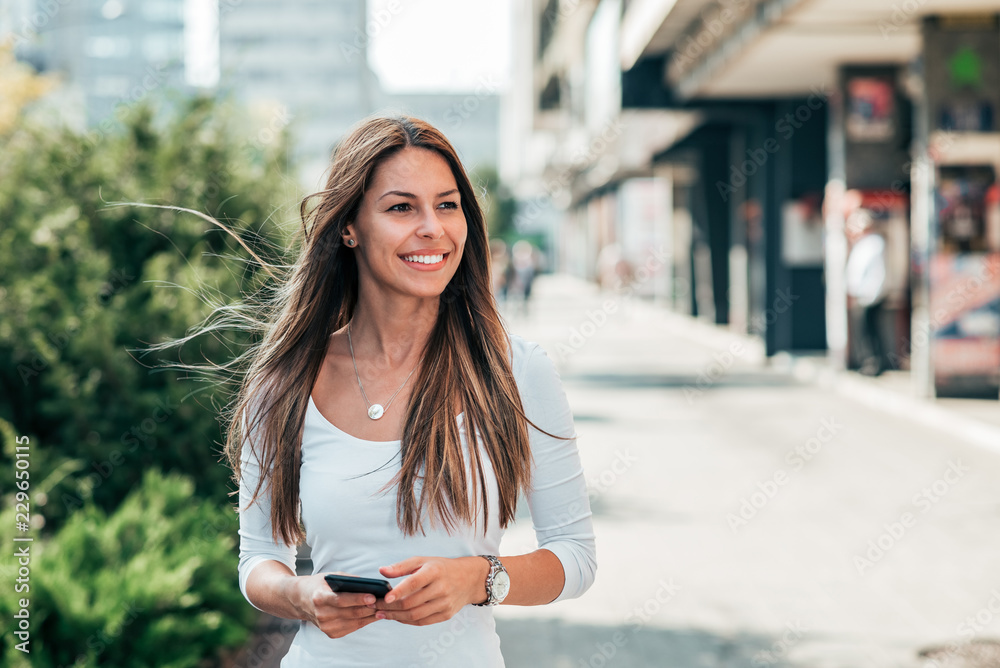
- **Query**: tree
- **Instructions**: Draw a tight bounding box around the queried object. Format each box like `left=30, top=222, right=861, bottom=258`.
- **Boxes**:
left=0, top=93, right=298, bottom=528
left=470, top=165, right=517, bottom=241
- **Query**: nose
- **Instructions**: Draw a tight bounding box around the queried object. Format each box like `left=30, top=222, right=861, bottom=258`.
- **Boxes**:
left=416, top=207, right=445, bottom=239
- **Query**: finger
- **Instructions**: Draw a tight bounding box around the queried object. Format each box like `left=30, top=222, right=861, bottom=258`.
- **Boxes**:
left=378, top=601, right=449, bottom=625
left=329, top=592, right=378, bottom=608
left=394, top=611, right=453, bottom=627
left=348, top=604, right=378, bottom=620
left=379, top=556, right=427, bottom=580
left=375, top=583, right=436, bottom=611
left=381, top=572, right=433, bottom=605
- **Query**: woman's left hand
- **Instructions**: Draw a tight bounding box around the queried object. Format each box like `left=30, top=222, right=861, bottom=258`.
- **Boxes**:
left=374, top=556, right=489, bottom=626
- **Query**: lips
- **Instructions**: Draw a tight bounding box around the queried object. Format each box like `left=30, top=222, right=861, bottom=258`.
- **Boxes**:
left=399, top=251, right=450, bottom=269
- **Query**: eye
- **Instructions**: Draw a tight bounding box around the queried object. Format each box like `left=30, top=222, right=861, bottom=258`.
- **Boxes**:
left=387, top=202, right=411, bottom=212
left=439, top=201, right=459, bottom=210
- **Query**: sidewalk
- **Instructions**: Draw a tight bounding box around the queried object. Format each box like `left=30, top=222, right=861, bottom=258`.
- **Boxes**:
left=505, top=272, right=1000, bottom=455
left=235, top=273, right=1000, bottom=668
left=495, top=273, right=1000, bottom=668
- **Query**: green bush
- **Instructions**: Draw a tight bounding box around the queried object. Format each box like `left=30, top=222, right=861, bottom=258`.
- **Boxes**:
left=0, top=467, right=257, bottom=668
left=0, top=93, right=297, bottom=530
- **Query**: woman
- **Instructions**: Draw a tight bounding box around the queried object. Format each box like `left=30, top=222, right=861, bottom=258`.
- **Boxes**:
left=231, top=115, right=596, bottom=666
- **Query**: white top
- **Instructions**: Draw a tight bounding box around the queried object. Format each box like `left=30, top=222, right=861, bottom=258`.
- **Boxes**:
left=237, top=333, right=597, bottom=667
left=845, top=233, right=887, bottom=307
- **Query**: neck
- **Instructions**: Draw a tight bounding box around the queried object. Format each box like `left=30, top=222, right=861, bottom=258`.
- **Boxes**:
left=347, top=285, right=440, bottom=369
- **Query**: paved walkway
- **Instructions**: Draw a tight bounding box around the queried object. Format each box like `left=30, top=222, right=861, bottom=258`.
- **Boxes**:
left=493, top=274, right=1000, bottom=668
left=235, top=273, right=1000, bottom=668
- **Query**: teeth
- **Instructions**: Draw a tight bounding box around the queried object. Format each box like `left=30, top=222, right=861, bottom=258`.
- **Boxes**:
left=402, top=254, right=444, bottom=264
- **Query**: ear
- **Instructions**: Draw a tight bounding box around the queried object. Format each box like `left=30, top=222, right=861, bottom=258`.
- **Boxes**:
left=341, top=224, right=355, bottom=243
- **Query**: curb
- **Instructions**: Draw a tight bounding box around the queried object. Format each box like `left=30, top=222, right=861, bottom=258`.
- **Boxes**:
left=780, top=354, right=1000, bottom=456
left=536, top=274, right=1000, bottom=454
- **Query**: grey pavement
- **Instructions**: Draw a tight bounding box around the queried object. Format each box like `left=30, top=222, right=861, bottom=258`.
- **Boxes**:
left=233, top=274, right=1000, bottom=668
left=493, top=274, right=1000, bottom=668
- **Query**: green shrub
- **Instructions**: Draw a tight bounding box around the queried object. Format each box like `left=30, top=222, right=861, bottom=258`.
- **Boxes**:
left=0, top=93, right=298, bottom=531
left=0, top=467, right=257, bottom=668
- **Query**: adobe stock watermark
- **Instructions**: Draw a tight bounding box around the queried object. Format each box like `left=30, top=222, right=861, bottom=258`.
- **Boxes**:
left=957, top=588, right=1000, bottom=642
left=237, top=618, right=300, bottom=668
left=878, top=0, right=929, bottom=37
left=65, top=64, right=169, bottom=168
left=61, top=396, right=180, bottom=512
left=716, top=86, right=832, bottom=202
left=340, top=0, right=403, bottom=63
left=516, top=117, right=626, bottom=229
left=751, top=620, right=807, bottom=667
left=670, top=0, right=751, bottom=72
left=501, top=448, right=636, bottom=558
left=65, top=601, right=143, bottom=665
left=684, top=288, right=799, bottom=403
left=4, top=0, right=72, bottom=47
left=407, top=610, right=479, bottom=667
left=916, top=587, right=1000, bottom=668
left=586, top=449, right=638, bottom=498
left=682, top=340, right=747, bottom=404
left=202, top=105, right=292, bottom=203
left=443, top=75, right=500, bottom=130
left=748, top=288, right=799, bottom=336
left=577, top=578, right=682, bottom=667
left=854, top=459, right=970, bottom=575
left=728, top=417, right=844, bottom=532
left=556, top=245, right=669, bottom=360
left=17, top=267, right=135, bottom=385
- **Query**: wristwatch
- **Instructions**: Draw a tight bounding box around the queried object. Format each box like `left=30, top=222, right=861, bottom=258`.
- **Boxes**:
left=473, top=555, right=510, bottom=606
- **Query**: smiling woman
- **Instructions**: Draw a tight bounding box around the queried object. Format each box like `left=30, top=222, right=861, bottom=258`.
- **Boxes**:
left=227, top=115, right=597, bottom=667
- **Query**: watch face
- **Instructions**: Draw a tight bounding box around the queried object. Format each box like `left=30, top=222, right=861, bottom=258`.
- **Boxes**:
left=493, top=570, right=511, bottom=601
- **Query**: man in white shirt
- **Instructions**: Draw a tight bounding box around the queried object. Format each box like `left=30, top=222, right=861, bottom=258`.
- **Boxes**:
left=845, top=214, right=889, bottom=376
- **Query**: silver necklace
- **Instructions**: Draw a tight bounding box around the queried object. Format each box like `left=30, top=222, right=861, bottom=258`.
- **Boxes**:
left=346, top=322, right=419, bottom=420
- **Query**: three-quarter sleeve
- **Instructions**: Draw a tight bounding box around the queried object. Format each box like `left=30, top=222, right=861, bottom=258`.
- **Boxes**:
left=517, top=341, right=597, bottom=602
left=236, top=408, right=298, bottom=612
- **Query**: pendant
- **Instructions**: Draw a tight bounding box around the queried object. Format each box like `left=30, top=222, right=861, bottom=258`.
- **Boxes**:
left=368, top=404, right=385, bottom=420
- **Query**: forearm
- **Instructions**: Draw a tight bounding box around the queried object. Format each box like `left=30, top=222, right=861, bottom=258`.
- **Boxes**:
left=470, top=548, right=563, bottom=606
left=245, top=559, right=308, bottom=620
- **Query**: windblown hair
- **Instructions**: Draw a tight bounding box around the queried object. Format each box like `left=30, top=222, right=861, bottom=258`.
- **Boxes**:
left=214, top=115, right=569, bottom=546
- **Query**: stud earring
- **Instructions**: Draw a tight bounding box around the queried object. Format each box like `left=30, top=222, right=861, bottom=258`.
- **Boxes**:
left=346, top=239, right=356, bottom=247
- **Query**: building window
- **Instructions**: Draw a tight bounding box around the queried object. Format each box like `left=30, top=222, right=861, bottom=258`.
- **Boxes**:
left=92, top=75, right=130, bottom=97
left=143, top=32, right=183, bottom=62
left=539, top=74, right=561, bottom=110
left=143, top=0, right=184, bottom=23
left=84, top=36, right=131, bottom=58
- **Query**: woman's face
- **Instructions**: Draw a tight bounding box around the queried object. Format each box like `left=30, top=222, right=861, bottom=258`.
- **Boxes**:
left=345, top=146, right=467, bottom=301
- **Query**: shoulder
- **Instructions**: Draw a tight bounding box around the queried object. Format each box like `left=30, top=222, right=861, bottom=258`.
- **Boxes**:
left=506, top=332, right=542, bottom=380
left=505, top=333, right=564, bottom=400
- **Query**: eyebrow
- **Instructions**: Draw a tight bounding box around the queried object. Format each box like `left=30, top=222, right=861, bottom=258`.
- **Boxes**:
left=377, top=189, right=459, bottom=202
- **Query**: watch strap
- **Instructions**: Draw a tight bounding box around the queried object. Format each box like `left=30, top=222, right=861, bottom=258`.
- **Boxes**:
left=473, top=554, right=505, bottom=606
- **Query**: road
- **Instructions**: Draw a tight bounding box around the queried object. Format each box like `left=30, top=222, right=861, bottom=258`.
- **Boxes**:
left=493, top=274, right=1000, bottom=668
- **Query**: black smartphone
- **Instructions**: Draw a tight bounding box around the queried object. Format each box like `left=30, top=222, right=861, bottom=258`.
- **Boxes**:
left=324, top=574, right=392, bottom=598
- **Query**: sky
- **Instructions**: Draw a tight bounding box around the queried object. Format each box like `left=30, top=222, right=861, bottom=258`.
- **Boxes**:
left=178, top=0, right=511, bottom=92
left=366, top=0, right=512, bottom=93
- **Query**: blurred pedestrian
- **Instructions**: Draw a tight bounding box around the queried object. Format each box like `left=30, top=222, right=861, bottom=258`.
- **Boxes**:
left=230, top=115, right=596, bottom=666
left=489, top=238, right=510, bottom=304
left=505, top=239, right=538, bottom=317
left=845, top=211, right=889, bottom=376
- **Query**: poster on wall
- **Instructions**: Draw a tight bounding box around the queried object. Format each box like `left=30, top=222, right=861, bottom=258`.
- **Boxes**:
left=930, top=253, right=1000, bottom=390
left=936, top=165, right=996, bottom=252
left=931, top=165, right=1000, bottom=394
left=846, top=77, right=896, bottom=142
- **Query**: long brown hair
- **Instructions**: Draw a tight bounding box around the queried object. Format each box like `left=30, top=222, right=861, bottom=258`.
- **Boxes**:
left=218, top=115, right=569, bottom=546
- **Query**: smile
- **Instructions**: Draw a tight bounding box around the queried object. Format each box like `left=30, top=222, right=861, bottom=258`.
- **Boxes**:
left=399, top=252, right=449, bottom=269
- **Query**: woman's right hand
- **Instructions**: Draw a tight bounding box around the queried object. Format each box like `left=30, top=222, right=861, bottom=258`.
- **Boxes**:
left=294, top=573, right=379, bottom=638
